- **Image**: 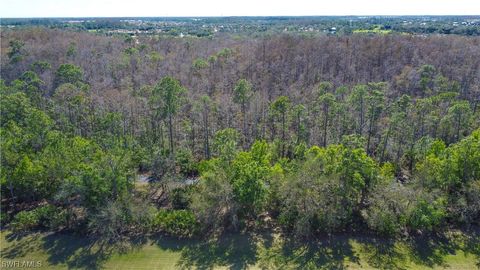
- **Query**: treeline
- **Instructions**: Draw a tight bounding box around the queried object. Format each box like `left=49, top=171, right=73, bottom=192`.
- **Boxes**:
left=0, top=28, right=479, bottom=240
left=2, top=16, right=480, bottom=36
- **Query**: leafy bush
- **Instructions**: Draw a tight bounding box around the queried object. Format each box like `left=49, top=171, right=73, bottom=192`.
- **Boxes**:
left=127, top=201, right=156, bottom=234
left=191, top=163, right=239, bottom=233
left=35, top=205, right=67, bottom=230
left=11, top=210, right=39, bottom=232
left=131, top=145, right=150, bottom=172
left=153, top=209, right=198, bottom=237
left=408, top=198, right=446, bottom=232
left=280, top=143, right=380, bottom=236
left=231, top=141, right=271, bottom=217
left=279, top=172, right=355, bottom=236
left=88, top=200, right=129, bottom=242
left=10, top=205, right=67, bottom=232
left=447, top=180, right=480, bottom=225
left=362, top=182, right=413, bottom=236
left=88, top=199, right=156, bottom=241
left=175, top=148, right=197, bottom=176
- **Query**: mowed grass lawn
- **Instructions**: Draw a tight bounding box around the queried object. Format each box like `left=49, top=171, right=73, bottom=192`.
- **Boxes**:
left=1, top=229, right=479, bottom=269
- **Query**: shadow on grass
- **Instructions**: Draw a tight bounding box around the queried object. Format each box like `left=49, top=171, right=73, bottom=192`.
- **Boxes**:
left=2, top=228, right=479, bottom=269
left=153, top=232, right=259, bottom=270
left=41, top=232, right=107, bottom=270
left=358, top=236, right=407, bottom=270
left=42, top=232, right=150, bottom=270
left=1, top=230, right=148, bottom=270
left=165, top=232, right=359, bottom=270
left=1, top=231, right=43, bottom=259
left=276, top=234, right=360, bottom=270
left=463, top=229, right=480, bottom=268
left=406, top=233, right=461, bottom=268
left=357, top=228, right=480, bottom=270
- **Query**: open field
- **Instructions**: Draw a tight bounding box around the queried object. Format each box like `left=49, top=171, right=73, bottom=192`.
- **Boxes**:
left=1, top=230, right=479, bottom=269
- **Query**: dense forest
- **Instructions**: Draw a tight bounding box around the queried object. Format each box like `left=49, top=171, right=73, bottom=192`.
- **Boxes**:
left=1, top=27, right=479, bottom=242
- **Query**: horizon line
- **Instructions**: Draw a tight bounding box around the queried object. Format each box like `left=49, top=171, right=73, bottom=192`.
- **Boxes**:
left=2, top=14, right=480, bottom=19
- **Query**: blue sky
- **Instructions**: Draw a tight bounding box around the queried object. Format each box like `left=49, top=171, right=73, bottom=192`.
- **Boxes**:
left=1, top=0, right=479, bottom=18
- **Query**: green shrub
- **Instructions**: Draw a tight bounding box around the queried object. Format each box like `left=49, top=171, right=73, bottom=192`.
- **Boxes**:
left=88, top=199, right=156, bottom=242
left=192, top=58, right=209, bottom=70
left=175, top=148, right=197, bottom=176
left=408, top=198, right=446, bottom=232
left=153, top=209, right=198, bottom=237
left=131, top=145, right=150, bottom=172
left=362, top=182, right=413, bottom=236
left=10, top=205, right=67, bottom=232
left=127, top=201, right=156, bottom=234
left=35, top=205, right=67, bottom=230
left=88, top=200, right=130, bottom=242
left=11, top=210, right=39, bottom=232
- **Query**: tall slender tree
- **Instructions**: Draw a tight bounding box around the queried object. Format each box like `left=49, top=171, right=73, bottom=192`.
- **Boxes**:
left=318, top=93, right=336, bottom=147
left=233, top=79, right=253, bottom=148
left=270, top=96, right=291, bottom=157
left=201, top=95, right=213, bottom=159
left=349, top=84, right=368, bottom=136
left=153, top=76, right=186, bottom=158
left=365, top=83, right=386, bottom=154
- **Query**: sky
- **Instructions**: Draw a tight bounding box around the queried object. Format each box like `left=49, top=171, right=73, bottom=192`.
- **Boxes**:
left=1, top=0, right=479, bottom=18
